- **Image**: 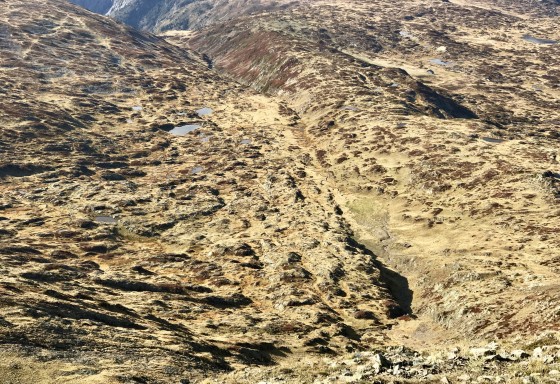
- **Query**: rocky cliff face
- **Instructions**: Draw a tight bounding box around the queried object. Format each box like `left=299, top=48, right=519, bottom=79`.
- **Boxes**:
left=68, top=0, right=113, bottom=14
left=69, top=0, right=295, bottom=32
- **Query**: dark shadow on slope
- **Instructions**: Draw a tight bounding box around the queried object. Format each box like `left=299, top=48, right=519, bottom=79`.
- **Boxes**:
left=346, top=237, right=413, bottom=318
left=378, top=265, right=413, bottom=318
left=414, top=81, right=478, bottom=119
left=232, top=342, right=291, bottom=366
left=0, top=164, right=54, bottom=178
left=341, top=57, right=478, bottom=120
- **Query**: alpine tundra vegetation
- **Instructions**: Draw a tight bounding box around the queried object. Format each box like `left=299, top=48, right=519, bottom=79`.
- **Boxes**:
left=0, top=0, right=559, bottom=382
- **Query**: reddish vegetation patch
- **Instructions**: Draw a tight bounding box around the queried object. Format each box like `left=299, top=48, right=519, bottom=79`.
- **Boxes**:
left=191, top=29, right=302, bottom=93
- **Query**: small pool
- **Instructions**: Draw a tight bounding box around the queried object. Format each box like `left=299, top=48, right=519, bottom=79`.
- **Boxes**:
left=169, top=124, right=201, bottom=136
left=482, top=137, right=505, bottom=143
left=192, top=166, right=204, bottom=174
left=241, top=139, right=252, bottom=144
left=522, top=35, right=558, bottom=45
left=94, top=216, right=117, bottom=224
left=430, top=59, right=451, bottom=66
left=197, top=107, right=213, bottom=116
left=132, top=106, right=142, bottom=111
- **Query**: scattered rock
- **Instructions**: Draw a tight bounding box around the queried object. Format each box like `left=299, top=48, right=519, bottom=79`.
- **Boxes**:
left=511, top=350, right=530, bottom=360
left=371, top=353, right=391, bottom=374
left=470, top=347, right=496, bottom=359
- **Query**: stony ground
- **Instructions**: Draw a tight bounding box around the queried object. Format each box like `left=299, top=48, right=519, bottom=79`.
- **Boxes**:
left=0, top=0, right=559, bottom=383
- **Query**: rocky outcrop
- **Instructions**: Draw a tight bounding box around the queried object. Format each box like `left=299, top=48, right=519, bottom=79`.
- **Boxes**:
left=69, top=0, right=113, bottom=14
left=70, top=0, right=295, bottom=32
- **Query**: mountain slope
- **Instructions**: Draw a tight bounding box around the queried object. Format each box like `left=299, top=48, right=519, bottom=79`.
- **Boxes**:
left=172, top=0, right=560, bottom=345
left=0, top=0, right=404, bottom=382
left=4, top=0, right=560, bottom=382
